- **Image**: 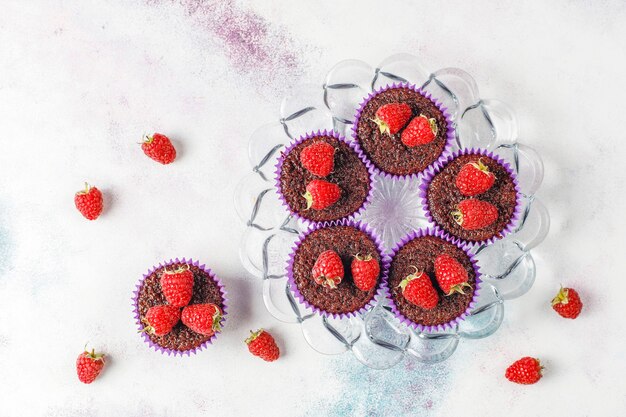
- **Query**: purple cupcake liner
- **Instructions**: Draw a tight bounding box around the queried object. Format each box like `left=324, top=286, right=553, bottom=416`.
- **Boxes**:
left=384, top=228, right=482, bottom=333
left=274, top=129, right=376, bottom=226
left=418, top=147, right=523, bottom=247
left=351, top=82, right=456, bottom=180
left=286, top=218, right=389, bottom=319
left=132, top=257, right=228, bottom=356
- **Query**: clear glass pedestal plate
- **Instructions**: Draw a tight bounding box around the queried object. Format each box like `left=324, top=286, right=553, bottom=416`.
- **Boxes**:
left=234, top=54, right=549, bottom=369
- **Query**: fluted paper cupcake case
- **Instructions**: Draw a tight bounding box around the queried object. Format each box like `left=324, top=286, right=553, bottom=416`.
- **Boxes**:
left=351, top=83, right=456, bottom=180
left=419, top=148, right=523, bottom=247
left=384, top=228, right=482, bottom=333
left=286, top=218, right=389, bottom=319
left=275, top=129, right=376, bottom=225
left=132, top=257, right=228, bottom=356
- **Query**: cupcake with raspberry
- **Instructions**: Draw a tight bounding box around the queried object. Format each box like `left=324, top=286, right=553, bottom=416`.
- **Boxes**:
left=287, top=219, right=387, bottom=318
left=419, top=148, right=522, bottom=245
left=133, top=258, right=227, bottom=355
left=386, top=228, right=481, bottom=332
left=275, top=130, right=375, bottom=224
left=352, top=83, right=454, bottom=178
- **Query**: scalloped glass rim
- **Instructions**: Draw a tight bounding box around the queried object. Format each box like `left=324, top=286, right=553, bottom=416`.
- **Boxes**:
left=234, top=54, right=550, bottom=369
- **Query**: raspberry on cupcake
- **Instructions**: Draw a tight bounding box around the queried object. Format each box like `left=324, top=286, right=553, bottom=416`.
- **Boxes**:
left=288, top=220, right=386, bottom=317
left=133, top=259, right=227, bottom=355
left=353, top=83, right=453, bottom=177
left=276, top=130, right=373, bottom=224
left=421, top=149, right=520, bottom=245
left=386, top=229, right=480, bottom=331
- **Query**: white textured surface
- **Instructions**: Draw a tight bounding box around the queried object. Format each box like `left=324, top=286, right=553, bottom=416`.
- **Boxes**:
left=1, top=1, right=625, bottom=416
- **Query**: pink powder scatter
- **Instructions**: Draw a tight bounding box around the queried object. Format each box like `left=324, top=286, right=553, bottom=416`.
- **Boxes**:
left=177, top=0, right=303, bottom=88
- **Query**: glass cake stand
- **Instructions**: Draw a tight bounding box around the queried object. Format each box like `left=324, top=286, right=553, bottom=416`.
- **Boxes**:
left=234, top=54, right=549, bottom=369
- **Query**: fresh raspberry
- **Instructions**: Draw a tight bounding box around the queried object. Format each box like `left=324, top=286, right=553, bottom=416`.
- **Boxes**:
left=373, top=103, right=412, bottom=135
left=452, top=199, right=498, bottom=230
left=398, top=268, right=439, bottom=310
left=505, top=357, right=543, bottom=385
left=401, top=115, right=438, bottom=147
left=312, top=250, right=344, bottom=289
left=141, top=305, right=181, bottom=336
left=74, top=183, right=103, bottom=220
left=304, top=179, right=341, bottom=210
left=434, top=254, right=471, bottom=295
left=245, top=329, right=280, bottom=362
left=160, top=266, right=194, bottom=308
left=351, top=254, right=380, bottom=291
left=300, top=141, right=335, bottom=177
left=455, top=159, right=496, bottom=196
left=552, top=287, right=583, bottom=319
left=181, top=304, right=223, bottom=336
left=142, top=133, right=176, bottom=164
left=76, top=347, right=105, bottom=384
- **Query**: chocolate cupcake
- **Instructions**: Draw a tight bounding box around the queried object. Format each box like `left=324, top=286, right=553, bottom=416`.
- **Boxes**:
left=133, top=258, right=227, bottom=355
left=287, top=219, right=387, bottom=318
left=386, top=229, right=481, bottom=332
left=352, top=83, right=454, bottom=178
left=276, top=130, right=374, bottom=224
left=420, top=148, right=521, bottom=245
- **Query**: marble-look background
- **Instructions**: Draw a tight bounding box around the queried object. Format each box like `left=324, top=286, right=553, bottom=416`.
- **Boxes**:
left=1, top=1, right=625, bottom=416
